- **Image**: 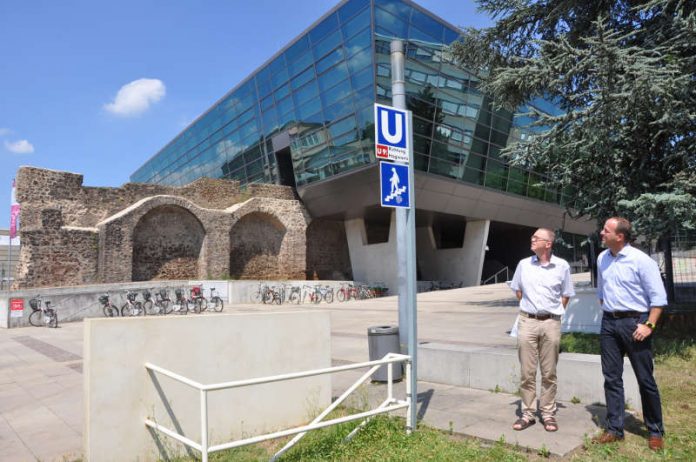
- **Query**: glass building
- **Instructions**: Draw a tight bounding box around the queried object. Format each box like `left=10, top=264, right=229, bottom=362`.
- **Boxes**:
left=131, top=0, right=592, bottom=286
left=131, top=0, right=563, bottom=203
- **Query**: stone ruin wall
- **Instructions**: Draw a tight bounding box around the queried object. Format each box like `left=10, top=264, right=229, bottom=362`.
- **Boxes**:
left=13, top=166, right=351, bottom=289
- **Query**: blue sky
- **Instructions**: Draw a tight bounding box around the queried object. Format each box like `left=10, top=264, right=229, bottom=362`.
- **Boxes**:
left=0, top=0, right=491, bottom=228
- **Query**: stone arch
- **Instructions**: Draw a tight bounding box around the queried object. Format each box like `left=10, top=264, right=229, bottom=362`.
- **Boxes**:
left=229, top=211, right=287, bottom=279
left=131, top=205, right=206, bottom=281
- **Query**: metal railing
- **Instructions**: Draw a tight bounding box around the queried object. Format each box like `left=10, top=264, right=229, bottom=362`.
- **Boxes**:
left=144, top=353, right=412, bottom=462
left=481, top=266, right=510, bottom=285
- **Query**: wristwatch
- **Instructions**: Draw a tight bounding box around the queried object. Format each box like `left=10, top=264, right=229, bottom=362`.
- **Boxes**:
left=644, top=321, right=656, bottom=330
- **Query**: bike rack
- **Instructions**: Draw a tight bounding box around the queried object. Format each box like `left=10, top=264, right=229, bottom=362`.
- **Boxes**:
left=144, top=353, right=412, bottom=462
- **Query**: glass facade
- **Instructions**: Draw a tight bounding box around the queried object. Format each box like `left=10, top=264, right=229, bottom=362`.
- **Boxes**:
left=131, top=0, right=564, bottom=205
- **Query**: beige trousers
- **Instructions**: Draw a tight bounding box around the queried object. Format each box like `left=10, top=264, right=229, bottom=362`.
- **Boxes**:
left=517, top=315, right=561, bottom=420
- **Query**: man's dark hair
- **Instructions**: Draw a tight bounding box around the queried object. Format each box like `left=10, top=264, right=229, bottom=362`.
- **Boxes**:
left=611, top=217, right=633, bottom=242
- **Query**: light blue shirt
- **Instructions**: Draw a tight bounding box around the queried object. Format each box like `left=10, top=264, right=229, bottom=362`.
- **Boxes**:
left=597, top=244, right=668, bottom=312
left=510, top=254, right=575, bottom=316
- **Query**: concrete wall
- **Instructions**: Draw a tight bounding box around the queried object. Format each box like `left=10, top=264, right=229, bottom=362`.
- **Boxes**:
left=84, top=311, right=331, bottom=462
left=562, top=287, right=603, bottom=334
left=416, top=220, right=490, bottom=286
left=344, top=215, right=397, bottom=292
left=419, top=343, right=642, bottom=411
left=0, top=280, right=230, bottom=328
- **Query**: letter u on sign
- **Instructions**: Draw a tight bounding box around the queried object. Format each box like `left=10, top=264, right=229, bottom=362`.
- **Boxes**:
left=375, top=104, right=407, bottom=149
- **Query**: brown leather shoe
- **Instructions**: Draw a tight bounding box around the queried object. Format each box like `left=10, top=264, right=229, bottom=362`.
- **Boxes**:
left=592, top=431, right=624, bottom=444
left=648, top=436, right=664, bottom=451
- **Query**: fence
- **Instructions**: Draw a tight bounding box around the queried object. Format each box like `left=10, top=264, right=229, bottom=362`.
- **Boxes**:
left=145, top=352, right=412, bottom=462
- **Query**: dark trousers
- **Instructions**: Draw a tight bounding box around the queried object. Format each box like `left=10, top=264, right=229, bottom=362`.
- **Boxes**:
left=600, top=314, right=664, bottom=437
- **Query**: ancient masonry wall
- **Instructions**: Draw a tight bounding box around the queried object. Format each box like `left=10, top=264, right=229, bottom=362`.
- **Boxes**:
left=13, top=166, right=348, bottom=289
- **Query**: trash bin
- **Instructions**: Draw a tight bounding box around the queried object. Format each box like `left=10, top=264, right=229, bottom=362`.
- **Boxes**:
left=367, top=325, right=403, bottom=382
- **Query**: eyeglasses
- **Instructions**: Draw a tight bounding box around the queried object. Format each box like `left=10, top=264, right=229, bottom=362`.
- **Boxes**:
left=530, top=236, right=549, bottom=242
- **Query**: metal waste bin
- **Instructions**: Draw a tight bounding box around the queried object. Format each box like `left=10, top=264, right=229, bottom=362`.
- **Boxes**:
left=367, top=325, right=403, bottom=382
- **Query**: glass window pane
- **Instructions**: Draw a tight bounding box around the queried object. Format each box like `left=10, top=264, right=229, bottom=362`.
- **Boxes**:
left=297, top=96, right=323, bottom=120
left=344, top=26, right=371, bottom=56
left=375, top=7, right=408, bottom=38
left=260, top=95, right=274, bottom=113
left=288, top=50, right=314, bottom=77
left=276, top=95, right=294, bottom=116
left=328, top=115, right=356, bottom=138
left=309, top=13, right=339, bottom=44
left=350, top=65, right=373, bottom=90
left=313, top=28, right=342, bottom=59
left=342, top=6, right=370, bottom=40
left=324, top=95, right=354, bottom=120
left=291, top=66, right=315, bottom=90
left=321, top=78, right=352, bottom=106
left=318, top=62, right=349, bottom=92
left=338, top=0, right=369, bottom=22
left=274, top=83, right=290, bottom=101
left=294, top=81, right=320, bottom=106
left=347, top=48, right=372, bottom=73
left=316, top=47, right=345, bottom=75
left=285, top=35, right=310, bottom=61
left=271, top=68, right=289, bottom=89
left=375, top=0, right=412, bottom=21
left=410, top=9, right=444, bottom=42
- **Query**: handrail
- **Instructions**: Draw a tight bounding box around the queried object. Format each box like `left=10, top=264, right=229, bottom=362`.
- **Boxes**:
left=481, top=266, right=510, bottom=285
left=145, top=353, right=412, bottom=462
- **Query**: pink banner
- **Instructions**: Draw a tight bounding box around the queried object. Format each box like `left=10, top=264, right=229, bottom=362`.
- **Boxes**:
left=10, top=204, right=20, bottom=239
left=10, top=178, right=19, bottom=239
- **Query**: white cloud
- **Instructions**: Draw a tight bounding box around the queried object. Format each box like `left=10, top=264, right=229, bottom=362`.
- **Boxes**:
left=104, top=78, right=166, bottom=116
left=4, top=139, right=35, bottom=154
left=0, top=128, right=12, bottom=136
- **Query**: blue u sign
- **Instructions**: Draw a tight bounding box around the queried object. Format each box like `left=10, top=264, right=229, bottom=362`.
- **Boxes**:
left=375, top=104, right=407, bottom=148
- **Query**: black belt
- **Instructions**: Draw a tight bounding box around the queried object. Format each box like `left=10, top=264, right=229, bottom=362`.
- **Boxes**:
left=519, top=311, right=561, bottom=321
left=603, top=311, right=643, bottom=319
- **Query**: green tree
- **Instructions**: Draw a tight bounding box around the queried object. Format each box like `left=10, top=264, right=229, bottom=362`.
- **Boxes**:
left=451, top=0, right=696, bottom=297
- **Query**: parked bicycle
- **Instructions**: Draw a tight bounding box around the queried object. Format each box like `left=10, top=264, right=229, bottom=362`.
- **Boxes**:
left=190, top=286, right=207, bottom=313
left=99, top=293, right=119, bottom=317
left=29, top=295, right=59, bottom=328
left=173, top=288, right=189, bottom=315
left=208, top=287, right=224, bottom=312
left=141, top=289, right=158, bottom=315
left=120, top=291, right=144, bottom=316
left=286, top=284, right=302, bottom=304
left=155, top=288, right=173, bottom=315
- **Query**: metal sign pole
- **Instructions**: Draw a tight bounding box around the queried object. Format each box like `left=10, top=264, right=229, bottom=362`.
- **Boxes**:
left=390, top=39, right=417, bottom=432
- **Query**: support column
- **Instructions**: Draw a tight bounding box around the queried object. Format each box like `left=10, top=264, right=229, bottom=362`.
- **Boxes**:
left=461, top=219, right=490, bottom=286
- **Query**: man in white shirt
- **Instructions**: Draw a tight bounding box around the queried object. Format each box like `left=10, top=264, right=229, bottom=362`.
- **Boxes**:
left=509, top=228, right=575, bottom=432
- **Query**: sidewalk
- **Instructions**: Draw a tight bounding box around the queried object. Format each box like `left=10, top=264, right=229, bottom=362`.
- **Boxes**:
left=0, top=280, right=605, bottom=460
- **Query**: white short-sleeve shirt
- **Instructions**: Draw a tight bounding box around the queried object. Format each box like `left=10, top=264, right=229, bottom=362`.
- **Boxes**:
left=509, top=255, right=575, bottom=316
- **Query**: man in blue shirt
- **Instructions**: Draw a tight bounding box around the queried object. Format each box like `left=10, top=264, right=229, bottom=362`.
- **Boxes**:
left=593, top=217, right=667, bottom=451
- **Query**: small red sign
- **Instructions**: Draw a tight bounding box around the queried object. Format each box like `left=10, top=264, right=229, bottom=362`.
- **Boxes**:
left=10, top=299, right=24, bottom=318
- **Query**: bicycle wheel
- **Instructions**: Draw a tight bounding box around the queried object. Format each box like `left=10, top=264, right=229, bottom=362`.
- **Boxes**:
left=180, top=300, right=189, bottom=314
left=212, top=297, right=224, bottom=312
left=262, top=290, right=273, bottom=304
left=103, top=304, right=118, bottom=317
left=29, top=310, right=43, bottom=327
left=191, top=298, right=201, bottom=314
left=324, top=289, right=334, bottom=304
left=48, top=312, right=58, bottom=328
left=135, top=301, right=144, bottom=316
left=143, top=300, right=157, bottom=315
left=120, top=303, right=132, bottom=317
left=337, top=289, right=346, bottom=302
left=161, top=300, right=172, bottom=315
left=199, top=297, right=208, bottom=312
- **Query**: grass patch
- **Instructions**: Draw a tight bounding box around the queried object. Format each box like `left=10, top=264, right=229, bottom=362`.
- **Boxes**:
left=561, top=328, right=696, bottom=362
left=167, top=344, right=696, bottom=462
